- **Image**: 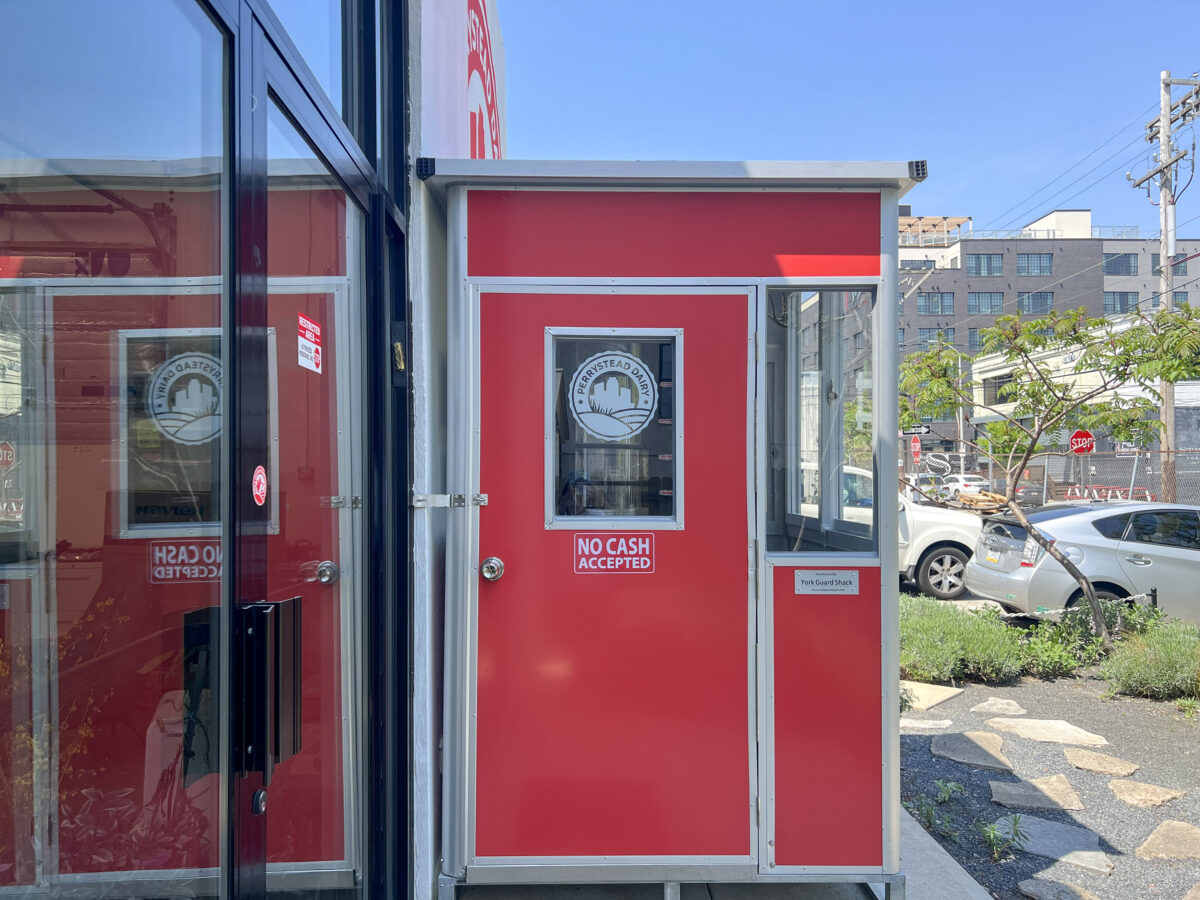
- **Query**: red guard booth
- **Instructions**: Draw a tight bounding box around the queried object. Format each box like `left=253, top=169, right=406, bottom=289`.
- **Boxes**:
left=425, top=159, right=922, bottom=899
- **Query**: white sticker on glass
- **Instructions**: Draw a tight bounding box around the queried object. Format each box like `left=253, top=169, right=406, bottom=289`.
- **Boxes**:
left=567, top=351, right=658, bottom=441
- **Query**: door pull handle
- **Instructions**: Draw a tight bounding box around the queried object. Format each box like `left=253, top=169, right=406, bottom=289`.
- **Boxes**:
left=1125, top=556, right=1152, bottom=566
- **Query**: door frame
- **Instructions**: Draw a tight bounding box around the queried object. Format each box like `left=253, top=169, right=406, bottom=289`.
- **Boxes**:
left=442, top=273, right=760, bottom=882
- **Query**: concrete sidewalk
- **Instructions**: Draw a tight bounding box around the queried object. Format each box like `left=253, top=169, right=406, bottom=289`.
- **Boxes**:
left=457, top=811, right=988, bottom=899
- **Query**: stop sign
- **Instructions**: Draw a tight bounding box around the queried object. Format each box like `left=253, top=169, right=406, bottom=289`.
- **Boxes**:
left=0, top=441, right=15, bottom=470
left=910, top=434, right=921, bottom=463
left=1069, top=429, right=1095, bottom=454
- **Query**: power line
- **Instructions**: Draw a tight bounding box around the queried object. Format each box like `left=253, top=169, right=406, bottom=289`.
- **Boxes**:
left=978, top=101, right=1159, bottom=233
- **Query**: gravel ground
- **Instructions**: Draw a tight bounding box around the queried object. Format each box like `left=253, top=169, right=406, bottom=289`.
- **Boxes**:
left=901, top=670, right=1200, bottom=899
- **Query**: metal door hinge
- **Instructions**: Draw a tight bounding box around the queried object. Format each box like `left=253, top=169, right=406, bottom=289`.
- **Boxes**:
left=351, top=496, right=362, bottom=509
left=322, top=496, right=348, bottom=508
left=472, top=493, right=489, bottom=506
left=412, top=493, right=467, bottom=509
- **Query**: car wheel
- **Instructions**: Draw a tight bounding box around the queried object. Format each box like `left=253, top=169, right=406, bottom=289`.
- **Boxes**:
left=1067, top=589, right=1124, bottom=607
left=917, top=546, right=970, bottom=600
left=952, top=489, right=960, bottom=499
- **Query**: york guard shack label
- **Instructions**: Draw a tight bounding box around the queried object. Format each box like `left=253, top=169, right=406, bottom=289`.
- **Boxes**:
left=794, top=569, right=859, bottom=595
left=573, top=532, right=655, bottom=574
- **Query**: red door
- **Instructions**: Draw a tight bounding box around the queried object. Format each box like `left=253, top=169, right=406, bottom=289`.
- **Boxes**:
left=474, top=289, right=753, bottom=860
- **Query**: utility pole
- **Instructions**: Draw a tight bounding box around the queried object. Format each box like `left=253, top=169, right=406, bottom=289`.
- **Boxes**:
left=1130, top=69, right=1200, bottom=501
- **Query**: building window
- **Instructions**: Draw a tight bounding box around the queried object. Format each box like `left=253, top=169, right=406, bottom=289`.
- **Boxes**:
left=917, top=292, right=953, bottom=315
left=1017, top=291, right=1053, bottom=315
left=1103, top=253, right=1138, bottom=276
left=1152, top=253, right=1189, bottom=276
left=983, top=373, right=1014, bottom=405
left=967, top=292, right=1004, bottom=315
left=966, top=253, right=1003, bottom=276
left=1016, top=253, right=1053, bottom=276
left=854, top=331, right=864, bottom=350
left=900, top=259, right=935, bottom=270
left=898, top=327, right=905, bottom=345
left=1103, top=291, right=1139, bottom=314
left=918, top=327, right=954, bottom=351
left=968, top=328, right=982, bottom=353
left=1175, top=291, right=1189, bottom=306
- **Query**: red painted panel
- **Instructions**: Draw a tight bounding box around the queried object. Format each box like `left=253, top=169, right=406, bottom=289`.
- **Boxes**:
left=772, top=566, right=882, bottom=867
left=467, top=190, right=881, bottom=279
left=475, top=292, right=750, bottom=858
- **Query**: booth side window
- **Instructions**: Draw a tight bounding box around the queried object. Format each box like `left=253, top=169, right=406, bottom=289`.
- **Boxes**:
left=765, top=290, right=876, bottom=552
left=551, top=334, right=678, bottom=523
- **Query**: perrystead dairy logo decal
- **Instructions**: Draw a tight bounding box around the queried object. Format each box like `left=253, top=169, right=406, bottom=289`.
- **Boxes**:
left=148, top=352, right=223, bottom=445
left=568, top=351, right=658, bottom=441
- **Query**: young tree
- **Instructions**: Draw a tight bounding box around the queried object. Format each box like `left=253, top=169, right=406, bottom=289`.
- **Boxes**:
left=899, top=305, right=1200, bottom=645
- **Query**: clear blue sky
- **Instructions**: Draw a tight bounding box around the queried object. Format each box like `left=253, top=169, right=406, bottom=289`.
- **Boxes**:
left=498, top=0, right=1200, bottom=237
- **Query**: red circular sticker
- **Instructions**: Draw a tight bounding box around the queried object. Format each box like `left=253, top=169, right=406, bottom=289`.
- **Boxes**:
left=252, top=465, right=268, bottom=507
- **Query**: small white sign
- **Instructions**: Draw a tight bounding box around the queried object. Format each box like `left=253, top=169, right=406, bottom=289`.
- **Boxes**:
left=794, top=570, right=860, bottom=595
left=298, top=313, right=323, bottom=374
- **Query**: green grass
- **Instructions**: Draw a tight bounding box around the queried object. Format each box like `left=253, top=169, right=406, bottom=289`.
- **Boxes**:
left=1100, top=621, right=1200, bottom=700
left=900, top=595, right=1025, bottom=683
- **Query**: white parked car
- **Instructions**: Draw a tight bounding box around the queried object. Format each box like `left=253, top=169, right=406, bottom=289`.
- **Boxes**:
left=964, top=501, right=1200, bottom=623
left=942, top=474, right=990, bottom=498
left=899, top=493, right=983, bottom=600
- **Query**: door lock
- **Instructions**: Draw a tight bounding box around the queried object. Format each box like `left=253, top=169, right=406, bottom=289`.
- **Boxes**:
left=316, top=560, right=340, bottom=584
left=480, top=557, right=505, bottom=582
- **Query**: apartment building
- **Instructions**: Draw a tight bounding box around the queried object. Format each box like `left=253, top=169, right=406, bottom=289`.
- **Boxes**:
left=897, top=208, right=1200, bottom=448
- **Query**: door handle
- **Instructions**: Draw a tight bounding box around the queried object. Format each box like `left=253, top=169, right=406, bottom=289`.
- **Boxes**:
left=480, top=557, right=505, bottom=581
left=301, top=560, right=341, bottom=583
left=1125, top=555, right=1152, bottom=566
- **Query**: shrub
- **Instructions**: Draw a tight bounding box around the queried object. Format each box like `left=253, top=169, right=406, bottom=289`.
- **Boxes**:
left=1058, top=595, right=1164, bottom=644
left=1023, top=622, right=1081, bottom=678
left=900, top=595, right=1025, bottom=684
left=1101, top=621, right=1200, bottom=700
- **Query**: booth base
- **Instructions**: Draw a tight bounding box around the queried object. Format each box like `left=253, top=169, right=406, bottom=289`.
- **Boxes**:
left=440, top=873, right=906, bottom=900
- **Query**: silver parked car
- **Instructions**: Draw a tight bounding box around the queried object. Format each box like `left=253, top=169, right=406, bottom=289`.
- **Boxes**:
left=964, top=501, right=1200, bottom=623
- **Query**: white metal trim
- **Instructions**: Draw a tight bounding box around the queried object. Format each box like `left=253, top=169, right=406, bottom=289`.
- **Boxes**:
left=543, top=325, right=683, bottom=531
left=441, top=183, right=473, bottom=879
left=461, top=863, right=893, bottom=884
left=422, top=158, right=920, bottom=196
left=877, top=187, right=903, bottom=875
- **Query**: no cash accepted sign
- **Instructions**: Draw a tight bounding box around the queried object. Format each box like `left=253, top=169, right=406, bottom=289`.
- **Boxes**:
left=573, top=532, right=655, bottom=574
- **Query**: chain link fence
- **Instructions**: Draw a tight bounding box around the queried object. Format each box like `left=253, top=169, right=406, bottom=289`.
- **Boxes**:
left=904, top=449, right=1200, bottom=505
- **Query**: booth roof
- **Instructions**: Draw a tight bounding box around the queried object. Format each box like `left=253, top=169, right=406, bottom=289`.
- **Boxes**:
left=417, top=158, right=926, bottom=199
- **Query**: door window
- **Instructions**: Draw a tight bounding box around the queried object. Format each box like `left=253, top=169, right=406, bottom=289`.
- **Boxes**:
left=549, top=330, right=681, bottom=527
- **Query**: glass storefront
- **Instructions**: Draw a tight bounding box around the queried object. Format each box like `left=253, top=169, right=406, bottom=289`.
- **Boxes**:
left=2, top=0, right=394, bottom=895
left=3, top=1, right=228, bottom=891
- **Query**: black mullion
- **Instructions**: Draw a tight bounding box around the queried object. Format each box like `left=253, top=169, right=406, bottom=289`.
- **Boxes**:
left=229, top=3, right=270, bottom=896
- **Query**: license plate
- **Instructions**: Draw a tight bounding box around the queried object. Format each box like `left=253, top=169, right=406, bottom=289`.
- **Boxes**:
left=985, top=552, right=1000, bottom=564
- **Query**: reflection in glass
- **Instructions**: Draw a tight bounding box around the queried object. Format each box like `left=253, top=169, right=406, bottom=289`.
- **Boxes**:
left=765, top=290, right=876, bottom=552
left=271, top=0, right=348, bottom=119
left=264, top=101, right=364, bottom=893
left=553, top=337, right=676, bottom=520
left=0, top=0, right=227, bottom=891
